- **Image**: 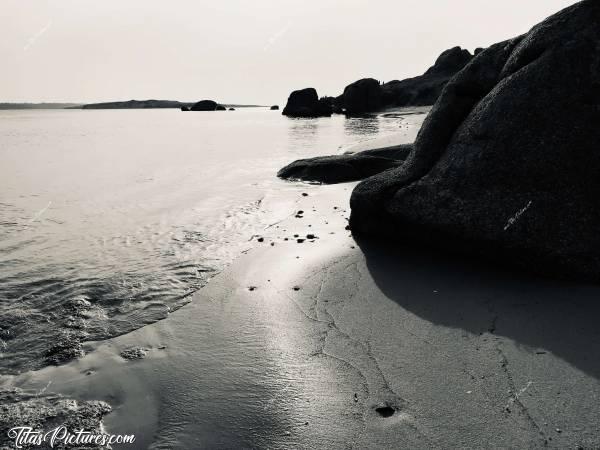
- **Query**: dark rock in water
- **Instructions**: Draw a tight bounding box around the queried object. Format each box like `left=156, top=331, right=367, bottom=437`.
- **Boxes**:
left=190, top=100, right=218, bottom=111
left=181, top=106, right=190, bottom=111
left=228, top=107, right=235, bottom=111
left=215, top=104, right=226, bottom=111
left=278, top=144, right=413, bottom=184
left=270, top=105, right=279, bottom=110
left=320, top=96, right=344, bottom=114
left=350, top=0, right=600, bottom=280
left=282, top=88, right=332, bottom=117
left=343, top=78, right=383, bottom=114
left=120, top=347, right=149, bottom=360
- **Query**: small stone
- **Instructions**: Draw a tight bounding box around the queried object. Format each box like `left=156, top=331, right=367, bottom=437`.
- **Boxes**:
left=302, top=193, right=308, bottom=197
left=248, top=286, right=257, bottom=291
left=257, top=237, right=264, bottom=242
left=297, top=239, right=305, bottom=243
left=306, top=234, right=316, bottom=239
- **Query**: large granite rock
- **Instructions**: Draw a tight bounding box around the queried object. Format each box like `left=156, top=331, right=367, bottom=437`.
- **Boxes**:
left=343, top=78, right=383, bottom=114
left=380, top=46, right=473, bottom=107
left=350, top=0, right=600, bottom=280
left=278, top=144, right=412, bottom=184
left=282, top=88, right=332, bottom=117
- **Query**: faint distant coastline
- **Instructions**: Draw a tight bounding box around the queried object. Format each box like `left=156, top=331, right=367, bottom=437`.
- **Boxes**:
left=0, top=100, right=266, bottom=110
left=75, top=100, right=266, bottom=110
left=0, top=103, right=82, bottom=110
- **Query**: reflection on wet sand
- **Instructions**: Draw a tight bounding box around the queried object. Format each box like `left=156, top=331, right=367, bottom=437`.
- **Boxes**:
left=344, top=115, right=380, bottom=138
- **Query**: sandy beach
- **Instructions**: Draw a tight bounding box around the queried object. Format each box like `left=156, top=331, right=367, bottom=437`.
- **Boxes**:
left=5, top=140, right=600, bottom=448
left=5, top=2, right=600, bottom=449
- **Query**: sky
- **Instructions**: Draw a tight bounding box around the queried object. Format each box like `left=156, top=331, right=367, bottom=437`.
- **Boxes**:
left=0, top=0, right=581, bottom=104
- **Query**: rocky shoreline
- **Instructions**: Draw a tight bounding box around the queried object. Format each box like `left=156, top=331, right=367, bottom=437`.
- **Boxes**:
left=281, top=46, right=474, bottom=118
left=280, top=0, right=600, bottom=281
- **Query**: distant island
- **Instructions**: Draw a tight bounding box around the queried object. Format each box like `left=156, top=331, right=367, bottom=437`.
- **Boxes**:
left=76, top=100, right=266, bottom=110
left=72, top=100, right=264, bottom=109
left=0, top=100, right=267, bottom=110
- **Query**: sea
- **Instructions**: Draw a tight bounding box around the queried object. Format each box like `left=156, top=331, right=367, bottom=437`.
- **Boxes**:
left=0, top=107, right=424, bottom=375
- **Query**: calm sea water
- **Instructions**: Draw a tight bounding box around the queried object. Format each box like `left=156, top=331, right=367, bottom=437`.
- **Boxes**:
left=0, top=107, right=420, bottom=374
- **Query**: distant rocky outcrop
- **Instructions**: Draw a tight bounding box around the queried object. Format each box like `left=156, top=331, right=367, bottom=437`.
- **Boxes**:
left=228, top=107, right=235, bottom=111
left=270, top=105, right=279, bottom=110
left=282, top=88, right=332, bottom=117
left=191, top=100, right=219, bottom=111
left=282, top=46, right=473, bottom=116
left=320, top=96, right=344, bottom=114
left=215, top=104, right=226, bottom=111
left=350, top=0, right=600, bottom=280
left=337, top=47, right=473, bottom=114
left=380, top=46, right=473, bottom=108
left=343, top=78, right=384, bottom=114
left=278, top=144, right=412, bottom=184
left=181, top=106, right=190, bottom=111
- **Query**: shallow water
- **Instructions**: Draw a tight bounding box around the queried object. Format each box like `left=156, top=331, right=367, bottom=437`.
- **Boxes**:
left=0, top=107, right=423, bottom=374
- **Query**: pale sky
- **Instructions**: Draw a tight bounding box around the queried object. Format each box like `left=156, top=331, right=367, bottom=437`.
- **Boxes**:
left=0, top=0, right=580, bottom=104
